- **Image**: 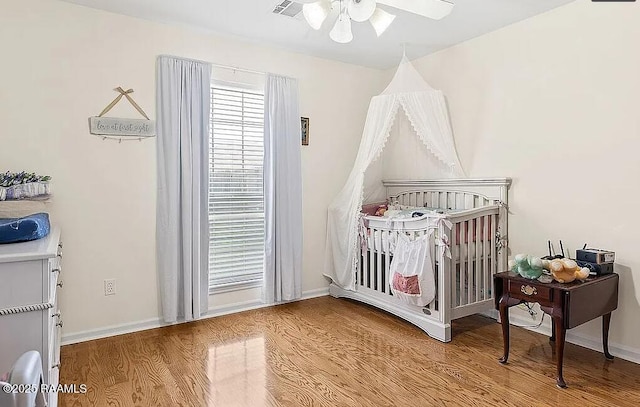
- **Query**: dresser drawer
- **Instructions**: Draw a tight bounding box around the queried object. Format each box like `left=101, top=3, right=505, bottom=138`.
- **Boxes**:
left=0, top=311, right=45, bottom=373
left=0, top=260, right=46, bottom=308
left=508, top=280, right=553, bottom=302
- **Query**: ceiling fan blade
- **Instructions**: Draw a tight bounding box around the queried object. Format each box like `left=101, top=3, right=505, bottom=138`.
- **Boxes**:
left=377, top=0, right=454, bottom=20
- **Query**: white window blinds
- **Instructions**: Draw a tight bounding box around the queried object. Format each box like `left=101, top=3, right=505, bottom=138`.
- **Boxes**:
left=209, top=85, right=265, bottom=289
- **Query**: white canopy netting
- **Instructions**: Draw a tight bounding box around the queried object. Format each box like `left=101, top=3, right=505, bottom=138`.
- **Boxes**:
left=324, top=55, right=466, bottom=290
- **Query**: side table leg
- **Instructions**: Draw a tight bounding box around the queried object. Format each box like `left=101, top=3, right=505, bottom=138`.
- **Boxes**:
left=499, top=295, right=510, bottom=364
left=550, top=320, right=556, bottom=343
left=554, top=316, right=567, bottom=388
left=603, top=313, right=614, bottom=360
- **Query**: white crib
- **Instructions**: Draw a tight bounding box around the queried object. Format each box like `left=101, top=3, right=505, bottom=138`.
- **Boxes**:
left=329, top=178, right=511, bottom=342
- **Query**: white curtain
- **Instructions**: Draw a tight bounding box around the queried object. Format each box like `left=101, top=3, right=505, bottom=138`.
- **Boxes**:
left=263, top=74, right=303, bottom=304
left=324, top=56, right=465, bottom=291
left=156, top=55, right=211, bottom=323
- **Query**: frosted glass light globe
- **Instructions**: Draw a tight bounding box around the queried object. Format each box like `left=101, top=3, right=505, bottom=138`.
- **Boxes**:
left=348, top=0, right=377, bottom=23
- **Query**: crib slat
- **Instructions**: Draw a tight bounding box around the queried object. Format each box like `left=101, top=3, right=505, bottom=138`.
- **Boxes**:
left=384, top=229, right=391, bottom=294
left=365, top=247, right=369, bottom=287
left=369, top=229, right=375, bottom=289
left=428, top=228, right=436, bottom=312
left=490, top=214, right=497, bottom=292
left=362, top=231, right=367, bottom=287
left=451, top=224, right=458, bottom=307
left=465, top=194, right=473, bottom=209
left=377, top=233, right=383, bottom=292
left=428, top=227, right=436, bottom=311
left=467, top=219, right=473, bottom=304
left=482, top=215, right=489, bottom=300
left=458, top=221, right=466, bottom=306
left=358, top=239, right=363, bottom=286
left=475, top=216, right=482, bottom=302
left=441, top=224, right=451, bottom=318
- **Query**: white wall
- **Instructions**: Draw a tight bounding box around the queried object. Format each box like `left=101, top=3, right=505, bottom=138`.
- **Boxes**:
left=4, top=0, right=639, bottom=360
left=0, top=0, right=384, bottom=338
left=411, top=0, right=640, bottom=355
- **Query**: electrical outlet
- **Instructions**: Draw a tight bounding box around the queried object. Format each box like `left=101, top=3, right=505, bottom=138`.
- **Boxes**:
left=104, top=279, right=116, bottom=296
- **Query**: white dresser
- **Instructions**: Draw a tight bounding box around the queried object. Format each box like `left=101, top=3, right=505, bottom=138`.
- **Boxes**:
left=0, top=227, right=62, bottom=407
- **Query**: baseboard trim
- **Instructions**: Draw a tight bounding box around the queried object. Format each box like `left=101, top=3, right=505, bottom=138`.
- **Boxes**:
left=508, top=313, right=640, bottom=365
left=61, top=287, right=330, bottom=346
left=60, top=317, right=167, bottom=346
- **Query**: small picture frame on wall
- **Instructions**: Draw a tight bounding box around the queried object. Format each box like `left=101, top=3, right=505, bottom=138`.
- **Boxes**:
left=301, top=117, right=309, bottom=146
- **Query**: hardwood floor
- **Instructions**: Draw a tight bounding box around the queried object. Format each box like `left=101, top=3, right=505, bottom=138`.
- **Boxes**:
left=60, top=296, right=640, bottom=407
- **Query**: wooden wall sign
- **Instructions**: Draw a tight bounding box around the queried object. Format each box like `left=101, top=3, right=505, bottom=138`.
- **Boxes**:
left=89, top=117, right=155, bottom=137
left=89, top=87, right=155, bottom=139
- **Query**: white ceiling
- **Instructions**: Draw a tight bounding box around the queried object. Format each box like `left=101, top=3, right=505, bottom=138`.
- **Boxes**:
left=59, top=0, right=576, bottom=69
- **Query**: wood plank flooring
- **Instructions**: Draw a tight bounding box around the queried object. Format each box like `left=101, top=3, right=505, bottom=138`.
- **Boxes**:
left=59, top=296, right=640, bottom=406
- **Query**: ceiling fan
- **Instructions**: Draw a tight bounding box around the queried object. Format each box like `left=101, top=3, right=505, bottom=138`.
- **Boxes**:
left=299, top=0, right=454, bottom=43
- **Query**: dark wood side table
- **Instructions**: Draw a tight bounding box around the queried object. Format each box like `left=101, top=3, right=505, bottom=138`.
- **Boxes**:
left=494, top=271, right=618, bottom=388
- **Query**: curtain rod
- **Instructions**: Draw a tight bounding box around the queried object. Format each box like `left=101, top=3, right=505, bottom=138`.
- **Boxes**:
left=158, top=55, right=265, bottom=76
left=211, top=63, right=265, bottom=76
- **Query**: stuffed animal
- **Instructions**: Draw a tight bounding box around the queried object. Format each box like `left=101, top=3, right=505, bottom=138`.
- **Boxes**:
left=509, top=254, right=545, bottom=279
left=542, top=258, right=590, bottom=283
left=374, top=205, right=387, bottom=216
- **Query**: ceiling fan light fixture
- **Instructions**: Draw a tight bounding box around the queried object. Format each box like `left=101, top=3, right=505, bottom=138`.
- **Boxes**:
left=303, top=0, right=332, bottom=30
left=348, top=0, right=377, bottom=23
left=369, top=8, right=395, bottom=37
left=329, top=12, right=353, bottom=43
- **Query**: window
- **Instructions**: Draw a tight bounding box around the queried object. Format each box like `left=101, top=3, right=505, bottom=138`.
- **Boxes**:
left=209, top=84, right=265, bottom=292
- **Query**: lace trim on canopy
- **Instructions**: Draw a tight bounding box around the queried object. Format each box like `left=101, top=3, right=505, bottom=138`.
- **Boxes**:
left=398, top=94, right=457, bottom=172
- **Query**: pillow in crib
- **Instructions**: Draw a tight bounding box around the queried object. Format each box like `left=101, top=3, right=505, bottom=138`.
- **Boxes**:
left=361, top=202, right=387, bottom=216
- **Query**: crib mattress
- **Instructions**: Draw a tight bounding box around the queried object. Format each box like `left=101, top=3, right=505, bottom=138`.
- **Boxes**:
left=0, top=213, right=50, bottom=244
